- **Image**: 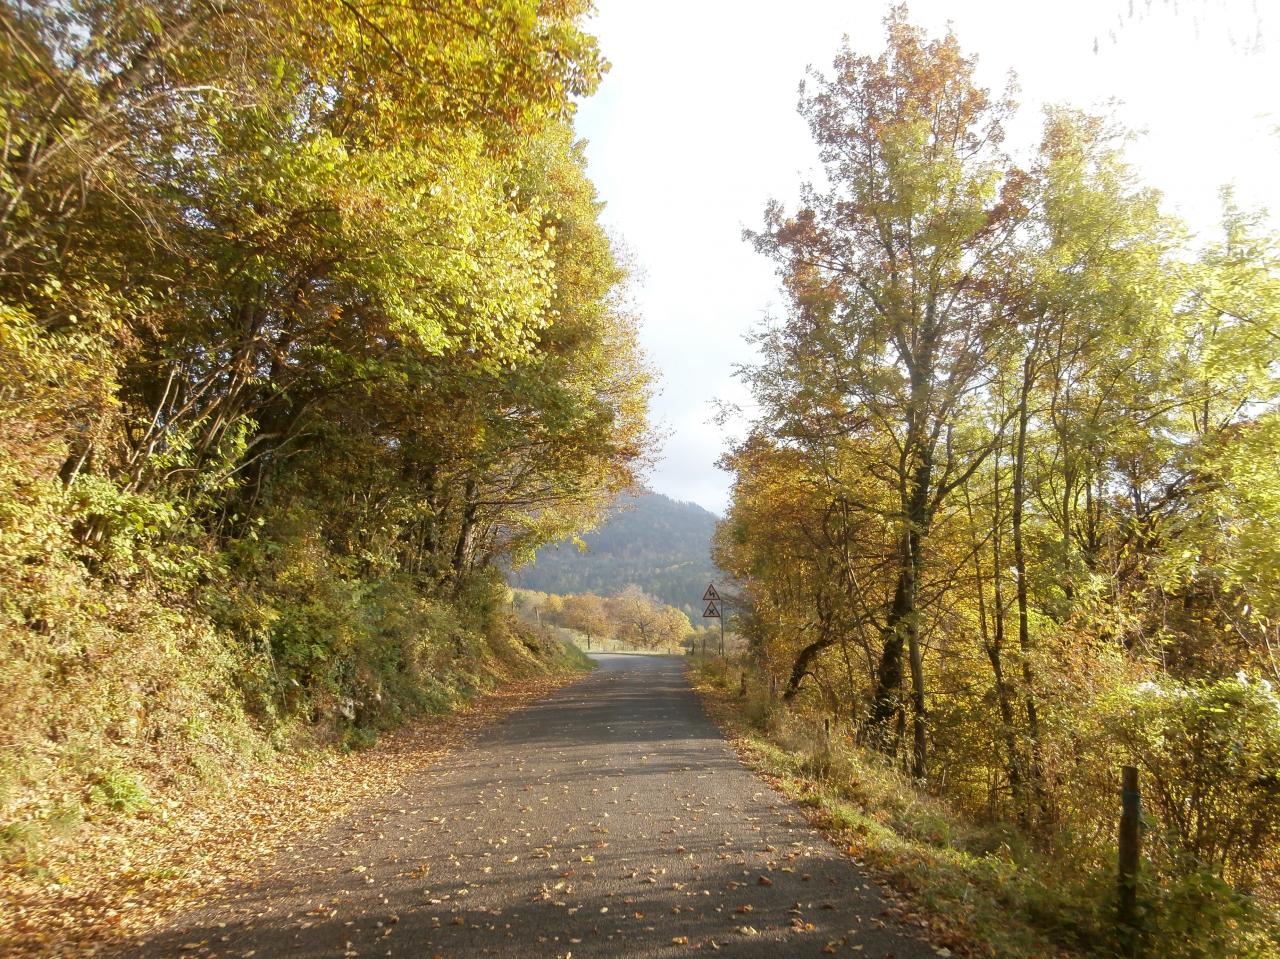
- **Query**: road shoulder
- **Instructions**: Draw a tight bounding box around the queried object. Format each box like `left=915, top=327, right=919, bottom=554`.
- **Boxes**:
left=0, top=671, right=588, bottom=958
left=688, top=663, right=970, bottom=959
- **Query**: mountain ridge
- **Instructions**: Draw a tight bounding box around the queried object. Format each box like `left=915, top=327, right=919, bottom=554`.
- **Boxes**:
left=511, top=491, right=724, bottom=616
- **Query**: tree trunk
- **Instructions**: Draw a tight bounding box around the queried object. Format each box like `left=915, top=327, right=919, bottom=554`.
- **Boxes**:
left=965, top=468, right=1026, bottom=819
left=907, top=622, right=926, bottom=778
left=452, top=478, right=479, bottom=586
left=1013, top=359, right=1049, bottom=823
left=783, top=637, right=835, bottom=699
left=869, top=454, right=932, bottom=771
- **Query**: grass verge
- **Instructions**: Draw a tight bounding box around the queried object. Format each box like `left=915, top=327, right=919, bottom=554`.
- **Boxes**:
left=689, top=657, right=1113, bottom=959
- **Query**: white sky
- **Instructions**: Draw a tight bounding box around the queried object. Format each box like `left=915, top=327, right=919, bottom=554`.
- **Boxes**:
left=573, top=0, right=1280, bottom=515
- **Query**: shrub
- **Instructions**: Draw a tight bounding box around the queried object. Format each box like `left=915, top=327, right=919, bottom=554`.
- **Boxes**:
left=86, top=768, right=149, bottom=814
left=1139, top=867, right=1278, bottom=959
left=1107, top=674, right=1280, bottom=885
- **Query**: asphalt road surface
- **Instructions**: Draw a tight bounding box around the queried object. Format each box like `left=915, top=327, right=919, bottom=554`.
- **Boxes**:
left=127, top=655, right=935, bottom=958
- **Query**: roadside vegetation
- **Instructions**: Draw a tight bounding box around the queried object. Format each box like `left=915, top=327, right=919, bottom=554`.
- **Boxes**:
left=694, top=657, right=1279, bottom=959
left=514, top=586, right=697, bottom=653
left=715, top=8, right=1280, bottom=957
left=0, top=0, right=647, bottom=909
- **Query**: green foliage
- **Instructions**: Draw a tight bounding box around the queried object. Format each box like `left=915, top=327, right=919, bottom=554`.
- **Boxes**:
left=0, top=0, right=645, bottom=868
left=86, top=769, right=150, bottom=815
left=1138, top=869, right=1278, bottom=959
left=1108, top=676, right=1280, bottom=884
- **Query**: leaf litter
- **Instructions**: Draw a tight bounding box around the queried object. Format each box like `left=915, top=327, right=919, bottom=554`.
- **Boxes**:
left=0, top=675, right=580, bottom=957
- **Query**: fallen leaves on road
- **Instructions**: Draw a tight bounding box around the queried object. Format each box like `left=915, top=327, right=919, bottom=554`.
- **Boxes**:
left=0, top=674, right=582, bottom=957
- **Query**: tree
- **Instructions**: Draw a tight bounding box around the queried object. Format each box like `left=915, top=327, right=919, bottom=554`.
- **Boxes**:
left=559, top=593, right=613, bottom=650
left=0, top=0, right=652, bottom=832
left=724, top=6, right=1280, bottom=890
left=608, top=586, right=689, bottom=651
left=745, top=8, right=1021, bottom=776
left=652, top=604, right=693, bottom=654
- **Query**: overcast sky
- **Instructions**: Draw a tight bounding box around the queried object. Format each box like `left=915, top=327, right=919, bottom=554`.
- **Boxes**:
left=573, top=0, right=1279, bottom=516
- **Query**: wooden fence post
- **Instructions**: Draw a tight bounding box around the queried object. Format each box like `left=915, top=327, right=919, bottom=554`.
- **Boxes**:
left=1118, top=765, right=1142, bottom=955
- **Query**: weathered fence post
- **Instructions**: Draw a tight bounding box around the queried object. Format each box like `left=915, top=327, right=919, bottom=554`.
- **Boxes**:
left=1118, top=765, right=1142, bottom=955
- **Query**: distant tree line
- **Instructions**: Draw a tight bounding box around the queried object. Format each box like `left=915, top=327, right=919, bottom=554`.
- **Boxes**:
left=515, top=586, right=700, bottom=653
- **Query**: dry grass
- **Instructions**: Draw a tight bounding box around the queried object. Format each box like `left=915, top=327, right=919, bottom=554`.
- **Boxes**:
left=689, top=660, right=1097, bottom=959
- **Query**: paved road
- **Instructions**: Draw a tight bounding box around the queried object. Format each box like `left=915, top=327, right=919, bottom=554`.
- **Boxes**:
left=128, top=655, right=934, bottom=958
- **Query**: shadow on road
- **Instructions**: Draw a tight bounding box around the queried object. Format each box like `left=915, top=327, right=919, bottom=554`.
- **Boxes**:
left=117, top=652, right=931, bottom=959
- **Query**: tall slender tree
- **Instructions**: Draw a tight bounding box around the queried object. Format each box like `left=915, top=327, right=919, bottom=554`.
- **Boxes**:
left=746, top=8, right=1022, bottom=775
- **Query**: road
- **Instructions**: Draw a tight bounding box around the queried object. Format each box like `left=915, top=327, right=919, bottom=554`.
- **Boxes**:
left=126, top=655, right=934, bottom=958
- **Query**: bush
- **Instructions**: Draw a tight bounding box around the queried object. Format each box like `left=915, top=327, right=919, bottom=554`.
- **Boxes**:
left=1108, top=674, right=1280, bottom=885
left=86, top=768, right=149, bottom=814
left=1139, top=867, right=1278, bottom=959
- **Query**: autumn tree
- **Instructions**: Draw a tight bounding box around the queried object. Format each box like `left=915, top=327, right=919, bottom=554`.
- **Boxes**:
left=558, top=593, right=613, bottom=650
left=746, top=8, right=1021, bottom=775
left=723, top=10, right=1280, bottom=926
left=0, top=0, right=650, bottom=831
left=609, top=586, right=690, bottom=652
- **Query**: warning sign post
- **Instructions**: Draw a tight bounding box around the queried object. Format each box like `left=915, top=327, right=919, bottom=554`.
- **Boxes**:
left=700, top=583, right=726, bottom=656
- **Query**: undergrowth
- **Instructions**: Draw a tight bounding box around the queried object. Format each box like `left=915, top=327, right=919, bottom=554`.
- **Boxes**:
left=690, top=657, right=1280, bottom=959
left=0, top=531, right=589, bottom=875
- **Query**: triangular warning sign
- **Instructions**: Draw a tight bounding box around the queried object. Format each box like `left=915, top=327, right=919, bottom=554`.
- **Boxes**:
left=702, top=583, right=721, bottom=602
left=702, top=601, right=721, bottom=618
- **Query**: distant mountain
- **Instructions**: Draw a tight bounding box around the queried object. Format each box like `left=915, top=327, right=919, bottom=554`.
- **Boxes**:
left=511, top=492, right=724, bottom=618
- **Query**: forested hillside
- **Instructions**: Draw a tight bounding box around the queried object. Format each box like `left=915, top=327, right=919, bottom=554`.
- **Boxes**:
left=0, top=0, right=647, bottom=871
left=716, top=10, right=1280, bottom=956
left=512, top=491, right=722, bottom=614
